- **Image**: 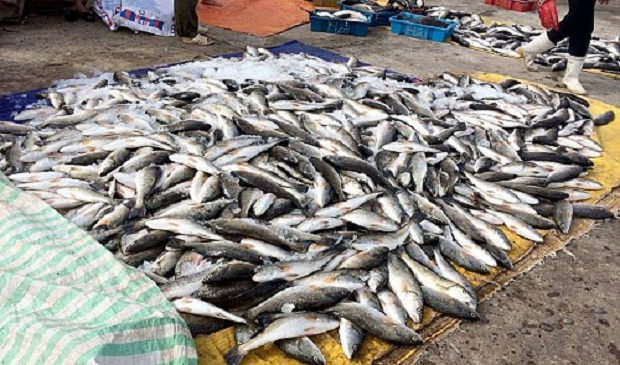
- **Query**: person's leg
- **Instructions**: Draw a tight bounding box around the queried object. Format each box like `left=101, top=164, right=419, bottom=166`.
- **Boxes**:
left=175, top=0, right=199, bottom=39
left=74, top=0, right=88, bottom=13
left=517, top=0, right=577, bottom=71
left=175, top=0, right=213, bottom=45
left=562, top=0, right=596, bottom=94
left=567, top=0, right=596, bottom=57
left=518, top=32, right=556, bottom=71
left=546, top=0, right=577, bottom=45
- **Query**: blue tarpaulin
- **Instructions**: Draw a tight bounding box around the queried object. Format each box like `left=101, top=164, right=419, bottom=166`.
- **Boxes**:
left=0, top=41, right=382, bottom=122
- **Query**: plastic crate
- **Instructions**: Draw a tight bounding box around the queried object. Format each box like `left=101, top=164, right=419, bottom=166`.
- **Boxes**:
left=309, top=10, right=371, bottom=37
left=484, top=0, right=537, bottom=12
left=389, top=13, right=457, bottom=42
left=337, top=2, right=399, bottom=27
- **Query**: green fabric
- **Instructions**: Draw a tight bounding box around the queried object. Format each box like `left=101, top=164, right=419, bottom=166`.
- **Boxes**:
left=0, top=174, right=197, bottom=365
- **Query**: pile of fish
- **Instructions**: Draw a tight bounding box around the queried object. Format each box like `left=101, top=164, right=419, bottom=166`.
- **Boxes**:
left=426, top=6, right=620, bottom=74
left=339, top=0, right=424, bottom=13
left=313, top=10, right=369, bottom=23
left=339, top=0, right=398, bottom=13
left=1, top=47, right=617, bottom=365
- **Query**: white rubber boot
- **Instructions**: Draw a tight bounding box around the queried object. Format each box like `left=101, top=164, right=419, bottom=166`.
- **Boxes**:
left=562, top=56, right=587, bottom=95
left=516, top=33, right=555, bottom=71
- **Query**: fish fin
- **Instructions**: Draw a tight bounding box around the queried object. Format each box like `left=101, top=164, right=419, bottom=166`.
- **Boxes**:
left=89, top=180, right=105, bottom=191
left=321, top=235, right=345, bottom=248
left=358, top=145, right=374, bottom=158
left=255, top=313, right=276, bottom=327
left=303, top=203, right=318, bottom=217
left=244, top=309, right=257, bottom=321
left=483, top=244, right=513, bottom=269
left=128, top=204, right=146, bottom=220
left=410, top=212, right=426, bottom=222
left=225, top=347, right=245, bottom=365
left=123, top=199, right=136, bottom=208
left=122, top=222, right=137, bottom=234
left=166, top=238, right=186, bottom=250
left=93, top=223, right=109, bottom=231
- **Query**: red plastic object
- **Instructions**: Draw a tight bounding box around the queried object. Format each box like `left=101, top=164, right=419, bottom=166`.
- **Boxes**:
left=537, top=0, right=559, bottom=30
left=485, top=0, right=537, bottom=12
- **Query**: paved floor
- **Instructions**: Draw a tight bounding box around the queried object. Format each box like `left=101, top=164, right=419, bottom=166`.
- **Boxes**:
left=1, top=1, right=619, bottom=363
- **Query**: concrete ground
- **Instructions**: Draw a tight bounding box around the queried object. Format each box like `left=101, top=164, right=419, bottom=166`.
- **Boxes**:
left=1, top=0, right=619, bottom=363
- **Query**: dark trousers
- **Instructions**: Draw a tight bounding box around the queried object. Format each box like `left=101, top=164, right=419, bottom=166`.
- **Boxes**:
left=175, top=0, right=199, bottom=38
left=546, top=0, right=596, bottom=57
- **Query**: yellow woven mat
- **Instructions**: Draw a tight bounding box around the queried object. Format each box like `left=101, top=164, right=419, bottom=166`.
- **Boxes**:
left=194, top=73, right=620, bottom=365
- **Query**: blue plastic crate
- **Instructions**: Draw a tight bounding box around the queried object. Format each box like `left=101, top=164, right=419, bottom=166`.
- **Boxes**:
left=337, top=2, right=399, bottom=27
left=390, top=13, right=457, bottom=42
left=309, top=10, right=370, bottom=37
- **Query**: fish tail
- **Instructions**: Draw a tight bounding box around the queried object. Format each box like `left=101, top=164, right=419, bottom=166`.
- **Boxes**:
left=166, top=238, right=186, bottom=250
left=122, top=222, right=137, bottom=234
left=128, top=203, right=146, bottom=219
left=225, top=347, right=245, bottom=365
left=321, top=235, right=343, bottom=248
left=93, top=223, right=109, bottom=231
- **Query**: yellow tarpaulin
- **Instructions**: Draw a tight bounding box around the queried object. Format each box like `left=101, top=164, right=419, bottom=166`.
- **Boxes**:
left=194, top=73, right=620, bottom=365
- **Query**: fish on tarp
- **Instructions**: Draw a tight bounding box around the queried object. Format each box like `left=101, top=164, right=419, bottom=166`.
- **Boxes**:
left=1, top=46, right=613, bottom=364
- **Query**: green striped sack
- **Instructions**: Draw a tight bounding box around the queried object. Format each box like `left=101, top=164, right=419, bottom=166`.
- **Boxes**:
left=0, top=174, right=197, bottom=365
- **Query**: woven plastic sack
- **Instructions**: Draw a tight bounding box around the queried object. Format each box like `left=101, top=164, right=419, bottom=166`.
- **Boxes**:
left=94, top=0, right=176, bottom=36
left=537, top=0, right=559, bottom=30
left=0, top=174, right=196, bottom=365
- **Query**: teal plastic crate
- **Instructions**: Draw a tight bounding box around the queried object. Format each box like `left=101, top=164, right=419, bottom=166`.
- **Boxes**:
left=309, top=10, right=371, bottom=37
left=337, top=2, right=399, bottom=27
left=390, top=13, right=457, bottom=42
